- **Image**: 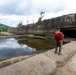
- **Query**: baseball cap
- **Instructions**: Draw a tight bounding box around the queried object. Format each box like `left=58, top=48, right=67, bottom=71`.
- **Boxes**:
left=57, top=27, right=60, bottom=30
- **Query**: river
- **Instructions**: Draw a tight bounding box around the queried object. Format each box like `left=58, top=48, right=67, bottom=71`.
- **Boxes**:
left=0, top=37, right=36, bottom=60
left=0, top=35, right=56, bottom=61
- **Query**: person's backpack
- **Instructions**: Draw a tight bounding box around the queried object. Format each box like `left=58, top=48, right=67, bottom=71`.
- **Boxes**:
left=55, top=32, right=64, bottom=40
left=57, top=32, right=64, bottom=40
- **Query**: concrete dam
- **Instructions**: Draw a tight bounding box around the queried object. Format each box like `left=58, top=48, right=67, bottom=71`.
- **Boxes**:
left=1, top=13, right=76, bottom=75
left=8, top=13, right=76, bottom=38
left=0, top=41, right=76, bottom=75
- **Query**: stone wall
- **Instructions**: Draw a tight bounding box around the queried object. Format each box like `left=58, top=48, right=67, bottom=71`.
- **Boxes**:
left=8, top=13, right=76, bottom=35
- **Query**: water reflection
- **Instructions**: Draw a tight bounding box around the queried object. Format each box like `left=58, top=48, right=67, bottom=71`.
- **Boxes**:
left=0, top=38, right=36, bottom=60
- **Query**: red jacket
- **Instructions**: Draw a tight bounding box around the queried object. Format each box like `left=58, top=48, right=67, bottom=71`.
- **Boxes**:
left=55, top=31, right=64, bottom=43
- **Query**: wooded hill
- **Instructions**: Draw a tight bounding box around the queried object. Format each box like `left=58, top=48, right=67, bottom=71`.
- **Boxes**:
left=0, top=23, right=12, bottom=32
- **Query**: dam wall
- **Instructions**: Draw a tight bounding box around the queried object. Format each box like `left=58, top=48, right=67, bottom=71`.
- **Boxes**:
left=8, top=13, right=76, bottom=36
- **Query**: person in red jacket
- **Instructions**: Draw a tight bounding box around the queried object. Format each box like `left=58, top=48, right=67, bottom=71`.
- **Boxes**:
left=54, top=27, right=64, bottom=55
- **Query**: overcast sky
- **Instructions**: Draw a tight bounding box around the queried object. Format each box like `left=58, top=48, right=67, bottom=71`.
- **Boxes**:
left=0, top=0, right=76, bottom=27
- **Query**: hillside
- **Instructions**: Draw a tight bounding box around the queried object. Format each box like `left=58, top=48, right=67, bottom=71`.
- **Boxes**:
left=0, top=23, right=11, bottom=32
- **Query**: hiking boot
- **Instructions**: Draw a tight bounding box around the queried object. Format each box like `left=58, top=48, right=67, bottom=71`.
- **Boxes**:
left=54, top=52, right=57, bottom=54
left=58, top=53, right=62, bottom=55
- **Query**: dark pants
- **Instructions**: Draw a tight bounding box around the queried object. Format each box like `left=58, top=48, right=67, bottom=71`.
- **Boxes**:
left=55, top=42, right=63, bottom=54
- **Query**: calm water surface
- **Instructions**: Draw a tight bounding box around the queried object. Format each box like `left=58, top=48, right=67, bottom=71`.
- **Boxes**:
left=0, top=38, right=36, bottom=60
